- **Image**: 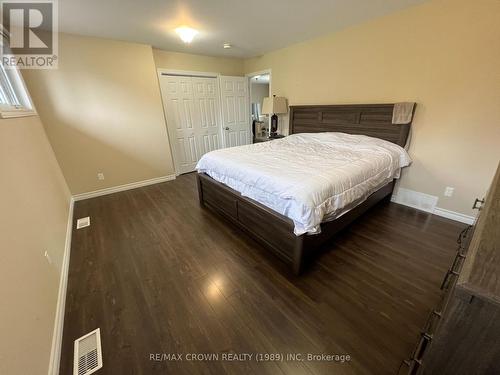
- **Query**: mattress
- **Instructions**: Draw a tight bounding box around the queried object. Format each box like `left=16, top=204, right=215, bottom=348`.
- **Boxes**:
left=196, top=132, right=411, bottom=235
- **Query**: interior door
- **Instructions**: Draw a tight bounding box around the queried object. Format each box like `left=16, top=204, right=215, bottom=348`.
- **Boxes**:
left=160, top=75, right=198, bottom=174
left=192, top=77, right=222, bottom=157
left=219, top=76, right=251, bottom=147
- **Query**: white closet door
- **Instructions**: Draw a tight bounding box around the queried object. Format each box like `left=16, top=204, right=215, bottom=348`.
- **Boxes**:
left=160, top=75, right=199, bottom=174
left=160, top=75, right=223, bottom=175
left=219, top=76, right=251, bottom=147
left=192, top=77, right=222, bottom=157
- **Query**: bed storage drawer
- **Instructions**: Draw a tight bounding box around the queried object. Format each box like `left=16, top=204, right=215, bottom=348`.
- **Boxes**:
left=201, top=179, right=238, bottom=219
left=237, top=199, right=297, bottom=262
left=198, top=173, right=302, bottom=269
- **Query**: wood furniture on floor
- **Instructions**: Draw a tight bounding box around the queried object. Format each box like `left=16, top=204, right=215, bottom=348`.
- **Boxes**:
left=253, top=134, right=285, bottom=143
left=61, top=173, right=463, bottom=375
left=401, top=162, right=500, bottom=375
left=197, top=103, right=414, bottom=274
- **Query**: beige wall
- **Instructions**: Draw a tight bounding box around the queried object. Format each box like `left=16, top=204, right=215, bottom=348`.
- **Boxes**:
left=0, top=115, right=71, bottom=374
left=23, top=34, right=175, bottom=195
left=17, top=0, right=500, bottom=216
left=153, top=49, right=244, bottom=76
left=244, top=0, right=500, bottom=216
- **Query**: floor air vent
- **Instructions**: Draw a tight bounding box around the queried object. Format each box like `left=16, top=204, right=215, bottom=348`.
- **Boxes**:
left=74, top=328, right=103, bottom=375
left=76, top=217, right=91, bottom=229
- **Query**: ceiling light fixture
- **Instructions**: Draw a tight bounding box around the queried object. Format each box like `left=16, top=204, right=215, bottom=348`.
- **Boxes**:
left=175, top=26, right=198, bottom=43
left=223, top=43, right=232, bottom=49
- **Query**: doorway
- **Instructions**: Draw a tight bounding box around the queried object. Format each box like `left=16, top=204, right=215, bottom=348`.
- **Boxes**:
left=248, top=71, right=271, bottom=142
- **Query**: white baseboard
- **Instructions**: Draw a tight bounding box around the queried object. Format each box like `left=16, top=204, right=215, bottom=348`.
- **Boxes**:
left=391, top=187, right=475, bottom=225
left=391, top=187, right=438, bottom=213
left=73, top=175, right=176, bottom=201
left=48, top=197, right=74, bottom=375
left=433, top=207, right=475, bottom=225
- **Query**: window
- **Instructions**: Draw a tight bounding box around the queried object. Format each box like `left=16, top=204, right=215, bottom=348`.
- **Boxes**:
left=0, top=63, right=36, bottom=118
left=0, top=32, right=36, bottom=118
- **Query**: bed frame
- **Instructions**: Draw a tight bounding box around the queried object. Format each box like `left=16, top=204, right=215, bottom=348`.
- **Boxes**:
left=197, top=103, right=414, bottom=275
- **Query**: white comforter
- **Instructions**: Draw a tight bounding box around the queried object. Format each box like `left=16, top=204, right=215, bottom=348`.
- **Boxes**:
left=196, top=132, right=411, bottom=235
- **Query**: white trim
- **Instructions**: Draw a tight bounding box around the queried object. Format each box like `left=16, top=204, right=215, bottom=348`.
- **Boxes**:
left=157, top=68, right=219, bottom=78
left=0, top=108, right=37, bottom=118
left=433, top=207, right=475, bottom=225
left=391, top=187, right=476, bottom=225
left=155, top=70, right=181, bottom=176
left=391, top=187, right=438, bottom=213
left=73, top=175, right=176, bottom=201
left=48, top=197, right=74, bottom=375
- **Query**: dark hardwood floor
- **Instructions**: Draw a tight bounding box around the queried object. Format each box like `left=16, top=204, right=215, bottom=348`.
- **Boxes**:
left=60, top=173, right=465, bottom=375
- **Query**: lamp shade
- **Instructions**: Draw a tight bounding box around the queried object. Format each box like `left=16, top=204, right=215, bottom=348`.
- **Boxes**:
left=262, top=96, right=288, bottom=115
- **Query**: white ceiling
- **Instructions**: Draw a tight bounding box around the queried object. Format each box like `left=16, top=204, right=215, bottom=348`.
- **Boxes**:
left=59, top=0, right=426, bottom=58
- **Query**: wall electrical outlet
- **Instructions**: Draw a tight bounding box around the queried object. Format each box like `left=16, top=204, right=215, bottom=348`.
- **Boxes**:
left=444, top=186, right=455, bottom=197
left=97, top=172, right=105, bottom=180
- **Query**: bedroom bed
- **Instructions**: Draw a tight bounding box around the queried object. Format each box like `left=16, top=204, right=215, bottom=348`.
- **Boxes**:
left=196, top=103, right=414, bottom=274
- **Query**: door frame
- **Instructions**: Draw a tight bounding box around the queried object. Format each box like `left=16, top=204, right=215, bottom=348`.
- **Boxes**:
left=246, top=69, right=272, bottom=139
left=157, top=69, right=224, bottom=176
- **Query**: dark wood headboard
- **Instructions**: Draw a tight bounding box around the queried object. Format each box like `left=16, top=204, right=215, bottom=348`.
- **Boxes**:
left=289, top=104, right=414, bottom=147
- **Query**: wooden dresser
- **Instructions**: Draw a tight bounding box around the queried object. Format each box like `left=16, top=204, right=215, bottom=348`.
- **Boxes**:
left=401, top=162, right=500, bottom=374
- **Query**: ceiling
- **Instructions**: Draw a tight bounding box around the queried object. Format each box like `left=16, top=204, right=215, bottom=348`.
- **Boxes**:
left=59, top=0, right=426, bottom=58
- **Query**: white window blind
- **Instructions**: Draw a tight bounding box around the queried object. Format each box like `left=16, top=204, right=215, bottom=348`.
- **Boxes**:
left=0, top=39, right=35, bottom=118
left=0, top=64, right=21, bottom=105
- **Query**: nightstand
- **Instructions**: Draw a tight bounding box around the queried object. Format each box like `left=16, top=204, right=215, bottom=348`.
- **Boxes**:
left=253, top=134, right=285, bottom=143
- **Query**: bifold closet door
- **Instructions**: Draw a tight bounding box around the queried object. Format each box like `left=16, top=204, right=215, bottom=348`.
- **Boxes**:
left=192, top=77, right=222, bottom=157
left=160, top=75, right=222, bottom=174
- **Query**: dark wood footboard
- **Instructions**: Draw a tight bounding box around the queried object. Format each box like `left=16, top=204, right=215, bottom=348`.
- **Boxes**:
left=197, top=172, right=395, bottom=275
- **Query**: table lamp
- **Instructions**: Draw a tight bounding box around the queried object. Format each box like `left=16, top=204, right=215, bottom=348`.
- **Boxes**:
left=262, top=95, right=288, bottom=137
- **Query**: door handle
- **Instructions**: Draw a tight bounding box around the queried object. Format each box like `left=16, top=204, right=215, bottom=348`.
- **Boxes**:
left=224, top=127, right=230, bottom=130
